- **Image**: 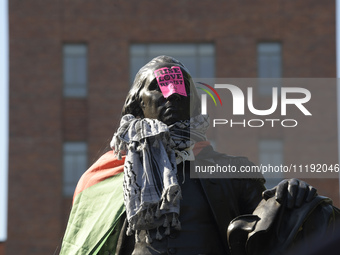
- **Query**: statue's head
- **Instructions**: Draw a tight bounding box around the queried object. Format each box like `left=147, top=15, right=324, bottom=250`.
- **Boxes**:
left=121, top=55, right=201, bottom=125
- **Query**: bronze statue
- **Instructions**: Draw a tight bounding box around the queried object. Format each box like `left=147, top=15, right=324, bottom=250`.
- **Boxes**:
left=60, top=55, right=339, bottom=255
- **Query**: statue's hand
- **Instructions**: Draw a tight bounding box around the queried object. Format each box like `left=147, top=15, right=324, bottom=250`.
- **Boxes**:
left=262, top=178, right=317, bottom=209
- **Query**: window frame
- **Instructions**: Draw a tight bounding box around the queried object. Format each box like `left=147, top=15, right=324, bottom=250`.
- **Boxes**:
left=63, top=44, right=88, bottom=98
left=62, top=141, right=88, bottom=197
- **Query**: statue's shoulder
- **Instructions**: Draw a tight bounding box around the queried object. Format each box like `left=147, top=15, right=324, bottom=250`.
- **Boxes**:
left=197, top=145, right=254, bottom=166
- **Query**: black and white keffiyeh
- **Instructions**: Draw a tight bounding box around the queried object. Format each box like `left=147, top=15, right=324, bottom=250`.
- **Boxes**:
left=110, top=114, right=209, bottom=243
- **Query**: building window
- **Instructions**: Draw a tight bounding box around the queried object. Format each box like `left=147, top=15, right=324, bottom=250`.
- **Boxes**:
left=63, top=44, right=87, bottom=97
left=63, top=142, right=87, bottom=197
left=257, top=42, right=282, bottom=95
left=259, top=139, right=284, bottom=188
left=130, top=43, right=215, bottom=83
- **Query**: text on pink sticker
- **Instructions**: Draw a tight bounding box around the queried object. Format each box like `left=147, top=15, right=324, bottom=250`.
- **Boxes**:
left=153, top=66, right=187, bottom=98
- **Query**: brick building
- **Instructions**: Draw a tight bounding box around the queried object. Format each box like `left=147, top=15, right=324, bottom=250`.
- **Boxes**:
left=6, top=0, right=338, bottom=254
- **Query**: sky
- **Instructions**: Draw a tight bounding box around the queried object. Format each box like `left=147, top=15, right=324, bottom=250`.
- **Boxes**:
left=338, top=0, right=340, bottom=79
left=336, top=1, right=340, bottom=197
left=0, top=0, right=340, bottom=243
left=0, top=0, right=8, bottom=242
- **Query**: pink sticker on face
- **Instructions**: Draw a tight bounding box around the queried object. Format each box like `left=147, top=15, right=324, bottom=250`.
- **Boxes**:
left=153, top=66, right=187, bottom=98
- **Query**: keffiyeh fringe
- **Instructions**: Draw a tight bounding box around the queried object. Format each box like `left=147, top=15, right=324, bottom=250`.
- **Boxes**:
left=111, top=114, right=209, bottom=243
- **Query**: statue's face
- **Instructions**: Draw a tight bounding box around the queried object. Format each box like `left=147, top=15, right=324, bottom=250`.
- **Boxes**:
left=139, top=77, right=191, bottom=125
